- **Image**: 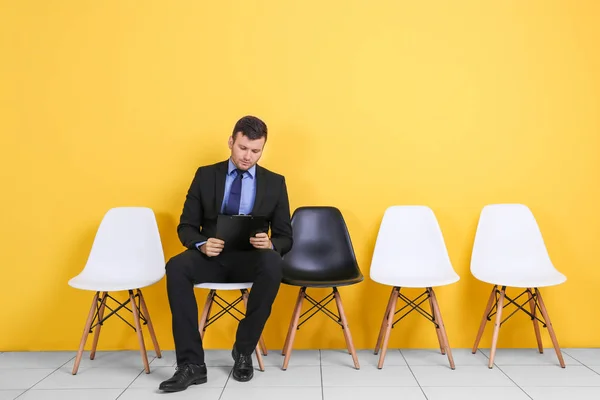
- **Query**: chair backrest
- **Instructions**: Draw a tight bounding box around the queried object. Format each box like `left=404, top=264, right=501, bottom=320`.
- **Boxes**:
left=282, top=206, right=361, bottom=281
left=470, top=203, right=558, bottom=281
left=370, top=205, right=456, bottom=284
left=78, top=207, right=165, bottom=283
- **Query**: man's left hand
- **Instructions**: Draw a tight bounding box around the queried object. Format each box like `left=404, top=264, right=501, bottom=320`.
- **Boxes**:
left=250, top=232, right=272, bottom=249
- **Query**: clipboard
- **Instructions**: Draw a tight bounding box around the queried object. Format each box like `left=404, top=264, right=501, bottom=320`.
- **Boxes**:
left=216, top=214, right=267, bottom=251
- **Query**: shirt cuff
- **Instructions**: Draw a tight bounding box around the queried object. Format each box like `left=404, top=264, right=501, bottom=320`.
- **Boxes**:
left=196, top=241, right=207, bottom=251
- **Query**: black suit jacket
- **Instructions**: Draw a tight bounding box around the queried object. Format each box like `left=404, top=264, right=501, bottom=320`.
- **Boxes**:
left=177, top=160, right=293, bottom=255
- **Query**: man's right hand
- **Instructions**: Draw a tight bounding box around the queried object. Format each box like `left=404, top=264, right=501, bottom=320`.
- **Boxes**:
left=200, top=238, right=225, bottom=257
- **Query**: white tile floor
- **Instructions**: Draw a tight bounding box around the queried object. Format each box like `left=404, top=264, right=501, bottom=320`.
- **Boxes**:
left=0, top=348, right=599, bottom=399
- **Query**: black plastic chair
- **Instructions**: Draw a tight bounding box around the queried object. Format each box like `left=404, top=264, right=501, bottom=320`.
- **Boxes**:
left=280, top=206, right=363, bottom=370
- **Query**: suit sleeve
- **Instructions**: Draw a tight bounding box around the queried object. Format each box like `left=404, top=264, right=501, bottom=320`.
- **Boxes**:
left=270, top=176, right=293, bottom=255
left=177, top=167, right=209, bottom=249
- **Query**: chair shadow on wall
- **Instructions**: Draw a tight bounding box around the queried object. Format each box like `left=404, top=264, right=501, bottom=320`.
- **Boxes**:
left=247, top=172, right=322, bottom=355
left=460, top=213, right=492, bottom=351
left=16, top=226, right=100, bottom=359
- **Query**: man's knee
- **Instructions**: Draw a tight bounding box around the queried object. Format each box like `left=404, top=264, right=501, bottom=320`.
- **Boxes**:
left=166, top=251, right=192, bottom=279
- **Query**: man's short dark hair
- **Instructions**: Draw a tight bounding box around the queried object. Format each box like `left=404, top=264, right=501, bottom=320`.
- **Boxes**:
left=232, top=115, right=268, bottom=142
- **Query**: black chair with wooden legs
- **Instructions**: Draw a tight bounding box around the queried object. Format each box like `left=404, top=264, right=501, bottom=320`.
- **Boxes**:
left=280, top=206, right=363, bottom=370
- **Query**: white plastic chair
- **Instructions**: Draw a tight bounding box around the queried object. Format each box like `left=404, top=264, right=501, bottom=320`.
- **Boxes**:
left=194, top=282, right=268, bottom=371
left=470, top=204, right=567, bottom=368
left=370, top=205, right=459, bottom=369
left=68, top=207, right=165, bottom=375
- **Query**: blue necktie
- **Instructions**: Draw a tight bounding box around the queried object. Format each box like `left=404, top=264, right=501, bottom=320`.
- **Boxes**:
left=224, top=169, right=244, bottom=215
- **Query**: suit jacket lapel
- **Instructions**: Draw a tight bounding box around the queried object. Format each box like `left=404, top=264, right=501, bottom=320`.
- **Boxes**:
left=251, top=164, right=266, bottom=215
left=215, top=161, right=227, bottom=214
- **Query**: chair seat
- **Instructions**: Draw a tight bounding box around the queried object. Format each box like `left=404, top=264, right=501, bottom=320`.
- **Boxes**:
left=474, top=270, right=567, bottom=288
left=68, top=275, right=164, bottom=292
left=282, top=273, right=364, bottom=288
left=194, top=282, right=253, bottom=290
left=371, top=271, right=460, bottom=288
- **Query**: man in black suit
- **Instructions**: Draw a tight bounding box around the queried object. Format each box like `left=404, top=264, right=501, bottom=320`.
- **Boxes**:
left=159, top=116, right=293, bottom=392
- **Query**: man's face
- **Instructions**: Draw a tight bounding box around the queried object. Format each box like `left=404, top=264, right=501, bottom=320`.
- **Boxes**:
left=228, top=132, right=265, bottom=171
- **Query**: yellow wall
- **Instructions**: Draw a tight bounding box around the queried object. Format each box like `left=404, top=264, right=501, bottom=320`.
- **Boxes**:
left=1, top=1, right=599, bottom=352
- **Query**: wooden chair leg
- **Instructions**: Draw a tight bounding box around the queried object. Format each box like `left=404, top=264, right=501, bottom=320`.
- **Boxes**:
left=472, top=285, right=497, bottom=353
left=527, top=288, right=543, bottom=354
left=137, top=289, right=161, bottom=358
left=90, top=292, right=107, bottom=360
left=282, top=288, right=305, bottom=357
left=374, top=287, right=397, bottom=355
left=378, top=287, right=399, bottom=369
left=333, top=288, right=359, bottom=369
left=254, top=344, right=265, bottom=371
left=488, top=287, right=505, bottom=369
left=535, top=288, right=565, bottom=368
left=259, top=335, right=268, bottom=356
left=72, top=292, right=99, bottom=375
left=282, top=288, right=305, bottom=370
left=429, top=288, right=455, bottom=369
left=428, top=291, right=445, bottom=355
left=198, top=290, right=215, bottom=340
left=129, top=291, right=150, bottom=374
left=336, top=291, right=351, bottom=356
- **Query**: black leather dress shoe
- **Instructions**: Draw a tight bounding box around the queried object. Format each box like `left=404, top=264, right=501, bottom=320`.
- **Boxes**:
left=158, top=363, right=207, bottom=392
left=232, top=346, right=254, bottom=382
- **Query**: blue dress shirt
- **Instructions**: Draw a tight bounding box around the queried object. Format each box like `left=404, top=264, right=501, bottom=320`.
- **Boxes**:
left=196, top=159, right=272, bottom=251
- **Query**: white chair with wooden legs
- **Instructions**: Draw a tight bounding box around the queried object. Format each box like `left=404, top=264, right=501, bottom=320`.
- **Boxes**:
left=68, top=207, right=165, bottom=375
left=194, top=282, right=268, bottom=372
left=470, top=204, right=567, bottom=369
left=370, top=205, right=459, bottom=369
